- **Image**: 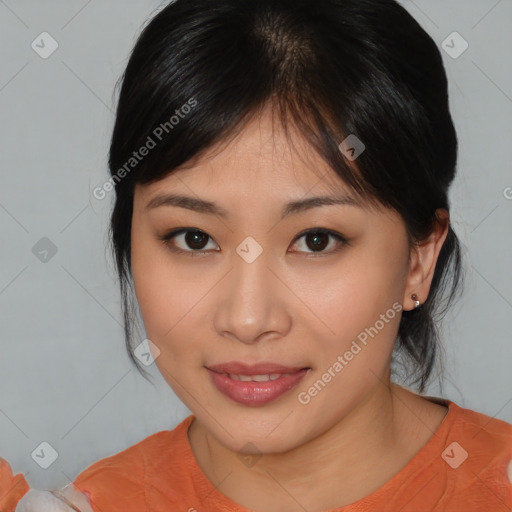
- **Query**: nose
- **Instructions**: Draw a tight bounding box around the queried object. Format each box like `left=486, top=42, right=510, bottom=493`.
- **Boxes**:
left=213, top=243, right=292, bottom=345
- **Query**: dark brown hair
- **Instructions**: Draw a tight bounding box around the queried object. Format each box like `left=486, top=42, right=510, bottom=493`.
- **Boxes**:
left=106, top=0, right=463, bottom=392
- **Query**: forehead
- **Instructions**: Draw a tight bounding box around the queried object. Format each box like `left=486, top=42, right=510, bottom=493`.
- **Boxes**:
left=138, top=107, right=350, bottom=199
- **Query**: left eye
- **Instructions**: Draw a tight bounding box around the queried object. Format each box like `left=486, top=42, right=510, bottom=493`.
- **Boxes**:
left=290, top=229, right=347, bottom=254
left=159, top=228, right=347, bottom=255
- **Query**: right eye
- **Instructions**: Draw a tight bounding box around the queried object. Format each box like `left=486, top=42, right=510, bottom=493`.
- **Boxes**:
left=158, top=228, right=219, bottom=255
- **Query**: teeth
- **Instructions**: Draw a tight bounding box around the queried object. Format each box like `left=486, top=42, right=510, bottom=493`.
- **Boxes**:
left=227, top=373, right=293, bottom=382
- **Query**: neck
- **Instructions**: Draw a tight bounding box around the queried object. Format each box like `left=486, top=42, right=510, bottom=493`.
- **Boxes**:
left=187, top=380, right=430, bottom=510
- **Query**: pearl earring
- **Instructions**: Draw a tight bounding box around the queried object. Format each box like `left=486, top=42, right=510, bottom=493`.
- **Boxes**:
left=411, top=294, right=421, bottom=309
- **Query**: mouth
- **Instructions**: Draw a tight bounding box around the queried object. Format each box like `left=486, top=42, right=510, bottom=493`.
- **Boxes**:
left=220, top=372, right=302, bottom=382
left=206, top=362, right=311, bottom=406
left=206, top=361, right=310, bottom=375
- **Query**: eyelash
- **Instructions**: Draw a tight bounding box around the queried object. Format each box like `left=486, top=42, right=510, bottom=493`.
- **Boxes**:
left=157, top=227, right=348, bottom=257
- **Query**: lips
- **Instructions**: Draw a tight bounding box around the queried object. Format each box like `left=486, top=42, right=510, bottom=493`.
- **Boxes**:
left=206, top=361, right=311, bottom=406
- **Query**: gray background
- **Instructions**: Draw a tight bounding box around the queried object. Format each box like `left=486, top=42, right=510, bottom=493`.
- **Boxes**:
left=1, top=0, right=511, bottom=491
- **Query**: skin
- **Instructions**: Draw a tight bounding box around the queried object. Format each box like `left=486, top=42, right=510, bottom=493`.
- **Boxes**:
left=130, top=106, right=450, bottom=511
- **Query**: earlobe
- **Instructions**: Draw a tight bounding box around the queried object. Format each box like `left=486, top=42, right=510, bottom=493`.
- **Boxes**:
left=402, top=209, right=450, bottom=311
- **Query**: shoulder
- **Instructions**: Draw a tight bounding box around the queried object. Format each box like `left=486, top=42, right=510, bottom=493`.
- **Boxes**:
left=73, top=415, right=194, bottom=511
left=440, top=400, right=512, bottom=508
left=74, top=429, right=172, bottom=483
left=448, top=400, right=512, bottom=455
left=0, top=458, right=30, bottom=512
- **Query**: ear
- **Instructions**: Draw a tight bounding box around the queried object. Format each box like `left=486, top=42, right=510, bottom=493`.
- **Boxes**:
left=402, top=209, right=450, bottom=311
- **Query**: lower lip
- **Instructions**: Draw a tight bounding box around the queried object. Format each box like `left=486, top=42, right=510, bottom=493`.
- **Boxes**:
left=207, top=368, right=310, bottom=406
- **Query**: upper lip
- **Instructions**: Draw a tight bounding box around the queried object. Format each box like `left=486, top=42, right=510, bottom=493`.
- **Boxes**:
left=207, top=361, right=310, bottom=375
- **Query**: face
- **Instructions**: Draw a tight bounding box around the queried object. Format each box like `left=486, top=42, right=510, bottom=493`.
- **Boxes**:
left=130, top=109, right=413, bottom=454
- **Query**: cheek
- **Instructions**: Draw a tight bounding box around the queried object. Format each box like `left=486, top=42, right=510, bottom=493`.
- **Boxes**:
left=298, top=258, right=405, bottom=409
left=130, top=225, right=213, bottom=369
left=131, top=225, right=182, bottom=344
left=302, top=242, right=408, bottom=392
left=131, top=239, right=166, bottom=333
left=310, top=251, right=405, bottom=341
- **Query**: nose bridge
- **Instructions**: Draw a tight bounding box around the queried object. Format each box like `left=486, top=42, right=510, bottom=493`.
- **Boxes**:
left=213, top=235, right=290, bottom=344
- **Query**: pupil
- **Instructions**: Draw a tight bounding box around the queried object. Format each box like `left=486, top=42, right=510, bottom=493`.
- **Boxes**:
left=186, top=230, right=207, bottom=249
left=307, top=232, right=328, bottom=251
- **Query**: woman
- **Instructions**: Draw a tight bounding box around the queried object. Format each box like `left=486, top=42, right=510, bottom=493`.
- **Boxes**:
left=3, top=0, right=511, bottom=510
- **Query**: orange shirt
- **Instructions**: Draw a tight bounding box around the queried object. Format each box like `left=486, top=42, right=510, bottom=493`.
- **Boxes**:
left=2, top=398, right=512, bottom=511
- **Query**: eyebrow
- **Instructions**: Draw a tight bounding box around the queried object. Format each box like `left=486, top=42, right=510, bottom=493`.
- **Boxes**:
left=144, top=193, right=361, bottom=220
